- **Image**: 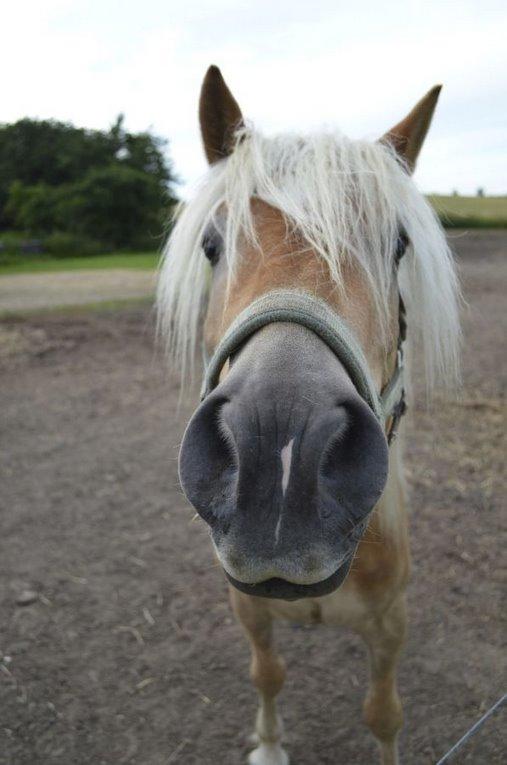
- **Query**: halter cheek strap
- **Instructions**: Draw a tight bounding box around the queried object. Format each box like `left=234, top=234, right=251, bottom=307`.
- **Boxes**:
left=201, top=289, right=407, bottom=444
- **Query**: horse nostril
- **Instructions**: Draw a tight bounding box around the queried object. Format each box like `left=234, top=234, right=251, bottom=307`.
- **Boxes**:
left=318, top=399, right=389, bottom=522
left=178, top=394, right=238, bottom=526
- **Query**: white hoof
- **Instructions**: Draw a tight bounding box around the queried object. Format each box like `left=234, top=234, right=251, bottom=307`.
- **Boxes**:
left=248, top=743, right=289, bottom=765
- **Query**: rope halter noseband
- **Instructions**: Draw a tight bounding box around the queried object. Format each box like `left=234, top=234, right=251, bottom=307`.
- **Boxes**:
left=201, top=266, right=407, bottom=445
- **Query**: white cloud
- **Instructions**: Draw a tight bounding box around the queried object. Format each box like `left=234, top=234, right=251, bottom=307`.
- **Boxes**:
left=2, top=0, right=506, bottom=195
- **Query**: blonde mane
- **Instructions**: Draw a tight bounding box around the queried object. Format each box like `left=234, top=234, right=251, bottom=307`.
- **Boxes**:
left=157, top=126, right=461, bottom=393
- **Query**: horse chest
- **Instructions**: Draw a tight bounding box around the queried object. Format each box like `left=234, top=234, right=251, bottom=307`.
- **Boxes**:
left=267, top=582, right=371, bottom=630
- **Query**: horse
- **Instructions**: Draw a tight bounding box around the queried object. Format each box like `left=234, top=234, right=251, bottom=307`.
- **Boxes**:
left=157, top=65, right=461, bottom=765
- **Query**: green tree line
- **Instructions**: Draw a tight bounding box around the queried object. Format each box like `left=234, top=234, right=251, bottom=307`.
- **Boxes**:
left=0, top=115, right=178, bottom=255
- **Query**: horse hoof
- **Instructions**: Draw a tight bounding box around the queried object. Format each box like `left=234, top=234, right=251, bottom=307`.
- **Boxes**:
left=248, top=743, right=289, bottom=765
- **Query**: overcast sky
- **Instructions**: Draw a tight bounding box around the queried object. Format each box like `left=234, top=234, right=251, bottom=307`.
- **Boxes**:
left=3, top=0, right=506, bottom=196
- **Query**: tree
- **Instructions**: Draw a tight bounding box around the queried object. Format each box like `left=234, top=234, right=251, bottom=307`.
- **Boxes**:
left=0, top=116, right=178, bottom=249
left=6, top=181, right=62, bottom=234
left=60, top=164, right=170, bottom=248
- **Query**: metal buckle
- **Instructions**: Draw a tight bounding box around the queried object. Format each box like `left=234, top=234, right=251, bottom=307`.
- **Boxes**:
left=387, top=389, right=407, bottom=444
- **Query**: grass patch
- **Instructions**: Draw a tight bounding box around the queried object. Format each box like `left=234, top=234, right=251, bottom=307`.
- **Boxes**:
left=0, top=295, right=153, bottom=320
left=0, top=251, right=159, bottom=275
left=429, top=195, right=507, bottom=228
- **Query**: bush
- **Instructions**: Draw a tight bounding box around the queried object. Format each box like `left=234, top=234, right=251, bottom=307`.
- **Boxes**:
left=43, top=231, right=104, bottom=258
left=5, top=165, right=171, bottom=251
left=59, top=164, right=169, bottom=249
left=5, top=181, right=62, bottom=234
left=0, top=230, right=30, bottom=253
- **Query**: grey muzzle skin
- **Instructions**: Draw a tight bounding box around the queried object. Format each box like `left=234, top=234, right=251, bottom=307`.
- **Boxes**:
left=179, top=290, right=394, bottom=601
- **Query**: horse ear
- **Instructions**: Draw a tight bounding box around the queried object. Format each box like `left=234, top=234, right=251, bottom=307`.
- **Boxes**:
left=380, top=85, right=442, bottom=172
left=199, top=65, right=244, bottom=165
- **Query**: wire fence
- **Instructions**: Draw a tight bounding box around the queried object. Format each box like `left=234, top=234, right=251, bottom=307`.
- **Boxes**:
left=435, top=692, right=506, bottom=764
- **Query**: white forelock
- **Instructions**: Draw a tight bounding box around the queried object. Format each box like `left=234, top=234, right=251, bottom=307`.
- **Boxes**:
left=156, top=126, right=461, bottom=394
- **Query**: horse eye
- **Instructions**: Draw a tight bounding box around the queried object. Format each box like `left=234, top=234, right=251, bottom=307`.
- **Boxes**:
left=394, top=233, right=409, bottom=265
left=202, top=234, right=221, bottom=266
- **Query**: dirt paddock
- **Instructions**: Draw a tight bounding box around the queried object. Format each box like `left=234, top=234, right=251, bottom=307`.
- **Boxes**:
left=1, top=231, right=505, bottom=764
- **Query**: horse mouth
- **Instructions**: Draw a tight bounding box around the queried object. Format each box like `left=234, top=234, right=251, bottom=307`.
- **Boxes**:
left=224, top=553, right=355, bottom=601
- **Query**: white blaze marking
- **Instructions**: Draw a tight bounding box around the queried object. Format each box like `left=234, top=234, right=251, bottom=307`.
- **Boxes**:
left=280, top=438, right=294, bottom=496
left=274, top=515, right=282, bottom=546
left=274, top=438, right=295, bottom=546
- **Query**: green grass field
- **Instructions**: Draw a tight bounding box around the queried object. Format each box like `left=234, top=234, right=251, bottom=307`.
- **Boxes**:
left=429, top=195, right=507, bottom=228
left=0, top=251, right=159, bottom=275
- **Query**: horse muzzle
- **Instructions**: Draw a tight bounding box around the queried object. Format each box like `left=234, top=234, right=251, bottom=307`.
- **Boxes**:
left=178, top=319, right=389, bottom=600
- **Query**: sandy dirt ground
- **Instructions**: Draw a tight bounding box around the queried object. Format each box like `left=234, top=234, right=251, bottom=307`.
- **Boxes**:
left=0, top=231, right=505, bottom=764
left=0, top=269, right=155, bottom=314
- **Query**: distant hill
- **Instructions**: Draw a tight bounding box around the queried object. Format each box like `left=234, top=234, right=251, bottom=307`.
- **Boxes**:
left=429, top=195, right=507, bottom=228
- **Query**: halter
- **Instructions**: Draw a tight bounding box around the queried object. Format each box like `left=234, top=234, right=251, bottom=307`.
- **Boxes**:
left=200, top=282, right=407, bottom=445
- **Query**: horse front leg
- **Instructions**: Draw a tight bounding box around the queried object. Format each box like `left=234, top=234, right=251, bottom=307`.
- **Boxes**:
left=230, top=587, right=289, bottom=765
left=359, top=595, right=407, bottom=765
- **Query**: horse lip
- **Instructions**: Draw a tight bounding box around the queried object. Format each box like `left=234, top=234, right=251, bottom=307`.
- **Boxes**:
left=224, top=550, right=355, bottom=601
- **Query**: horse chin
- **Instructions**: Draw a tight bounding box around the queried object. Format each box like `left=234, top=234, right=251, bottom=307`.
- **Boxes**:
left=224, top=550, right=355, bottom=601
